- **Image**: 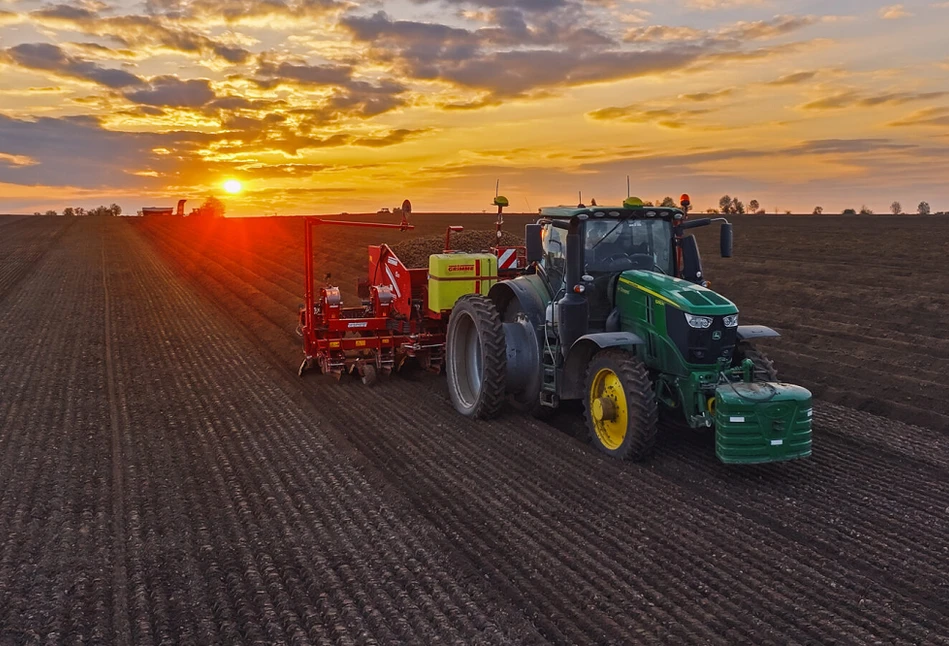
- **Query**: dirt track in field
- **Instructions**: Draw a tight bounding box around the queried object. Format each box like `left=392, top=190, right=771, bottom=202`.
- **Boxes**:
left=1, top=214, right=947, bottom=644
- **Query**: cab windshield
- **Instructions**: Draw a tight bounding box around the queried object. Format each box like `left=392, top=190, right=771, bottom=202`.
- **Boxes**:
left=583, top=218, right=673, bottom=275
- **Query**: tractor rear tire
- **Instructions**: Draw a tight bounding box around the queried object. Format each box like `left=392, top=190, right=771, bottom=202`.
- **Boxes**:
left=584, top=350, right=658, bottom=461
left=446, top=294, right=507, bottom=419
left=734, top=342, right=778, bottom=381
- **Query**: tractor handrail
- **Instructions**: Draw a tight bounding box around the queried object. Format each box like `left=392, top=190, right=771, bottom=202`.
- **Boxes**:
left=303, top=216, right=415, bottom=339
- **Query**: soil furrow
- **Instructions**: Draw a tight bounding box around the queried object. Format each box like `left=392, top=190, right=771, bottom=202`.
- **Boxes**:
left=102, top=219, right=543, bottom=643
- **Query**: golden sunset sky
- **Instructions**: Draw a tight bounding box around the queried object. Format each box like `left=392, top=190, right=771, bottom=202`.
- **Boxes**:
left=1, top=0, right=947, bottom=215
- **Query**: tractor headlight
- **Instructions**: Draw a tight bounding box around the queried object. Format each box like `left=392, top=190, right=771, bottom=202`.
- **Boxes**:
left=723, top=314, right=739, bottom=328
left=684, top=313, right=713, bottom=329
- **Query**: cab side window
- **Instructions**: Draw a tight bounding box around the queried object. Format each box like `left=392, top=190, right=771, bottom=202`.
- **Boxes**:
left=541, top=224, right=566, bottom=294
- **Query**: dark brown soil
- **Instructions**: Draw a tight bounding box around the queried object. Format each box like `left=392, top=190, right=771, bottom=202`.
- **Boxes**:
left=692, top=215, right=949, bottom=431
left=1, top=213, right=947, bottom=644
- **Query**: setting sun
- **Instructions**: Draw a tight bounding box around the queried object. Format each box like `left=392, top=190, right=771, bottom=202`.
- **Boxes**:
left=224, top=180, right=242, bottom=195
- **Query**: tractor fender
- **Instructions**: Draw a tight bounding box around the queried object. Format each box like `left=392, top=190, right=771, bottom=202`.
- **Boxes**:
left=488, top=275, right=549, bottom=328
left=737, top=325, right=781, bottom=341
left=488, top=276, right=549, bottom=402
left=561, top=332, right=645, bottom=401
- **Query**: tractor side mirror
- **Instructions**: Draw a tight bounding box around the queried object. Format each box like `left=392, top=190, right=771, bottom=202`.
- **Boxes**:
left=720, top=223, right=733, bottom=258
left=525, top=224, right=543, bottom=263
left=682, top=235, right=703, bottom=284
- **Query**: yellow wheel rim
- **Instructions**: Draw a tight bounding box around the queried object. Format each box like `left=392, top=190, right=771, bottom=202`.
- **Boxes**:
left=590, top=368, right=629, bottom=451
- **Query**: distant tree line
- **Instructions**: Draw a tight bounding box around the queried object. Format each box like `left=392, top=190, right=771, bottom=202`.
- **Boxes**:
left=31, top=197, right=227, bottom=218
left=34, top=204, right=123, bottom=217
left=704, top=195, right=944, bottom=216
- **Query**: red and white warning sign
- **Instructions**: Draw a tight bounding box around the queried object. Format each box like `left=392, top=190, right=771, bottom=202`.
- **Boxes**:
left=496, top=247, right=520, bottom=270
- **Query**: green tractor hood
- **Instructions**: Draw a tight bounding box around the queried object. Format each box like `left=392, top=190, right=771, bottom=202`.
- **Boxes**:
left=618, top=270, right=738, bottom=316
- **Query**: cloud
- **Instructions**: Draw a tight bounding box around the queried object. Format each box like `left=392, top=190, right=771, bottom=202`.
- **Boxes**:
left=219, top=163, right=330, bottom=179
left=623, top=25, right=707, bottom=43
left=879, top=5, right=912, bottom=19
left=253, top=59, right=353, bottom=89
left=250, top=57, right=409, bottom=121
left=801, top=90, right=948, bottom=110
left=124, top=76, right=217, bottom=108
left=321, top=80, right=409, bottom=119
left=2, top=43, right=144, bottom=88
left=31, top=4, right=98, bottom=22
left=678, top=88, right=734, bottom=101
left=66, top=42, right=143, bottom=61
left=352, top=128, right=430, bottom=147
left=587, top=105, right=715, bottom=129
left=341, top=11, right=718, bottom=99
left=30, top=6, right=252, bottom=64
left=686, top=0, right=766, bottom=10
left=781, top=138, right=917, bottom=155
left=0, top=152, right=39, bottom=167
left=142, top=0, right=343, bottom=23
left=0, top=114, right=214, bottom=188
left=720, top=15, right=820, bottom=40
left=571, top=138, right=935, bottom=196
left=695, top=40, right=820, bottom=67
left=0, top=112, right=429, bottom=192
left=766, top=70, right=818, bottom=86
left=0, top=10, right=23, bottom=26
left=623, top=15, right=820, bottom=46
left=889, top=107, right=949, bottom=127
left=410, top=0, right=568, bottom=10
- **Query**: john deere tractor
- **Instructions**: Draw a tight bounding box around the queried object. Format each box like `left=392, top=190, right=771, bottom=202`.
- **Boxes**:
left=445, top=198, right=812, bottom=464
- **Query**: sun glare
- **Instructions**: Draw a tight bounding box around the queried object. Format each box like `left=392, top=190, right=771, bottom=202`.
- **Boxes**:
left=224, top=179, right=242, bottom=194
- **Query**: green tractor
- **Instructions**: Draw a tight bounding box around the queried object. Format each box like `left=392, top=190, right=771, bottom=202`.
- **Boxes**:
left=445, top=199, right=812, bottom=464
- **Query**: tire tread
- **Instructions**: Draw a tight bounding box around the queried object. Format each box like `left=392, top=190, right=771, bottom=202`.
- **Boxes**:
left=583, top=349, right=658, bottom=461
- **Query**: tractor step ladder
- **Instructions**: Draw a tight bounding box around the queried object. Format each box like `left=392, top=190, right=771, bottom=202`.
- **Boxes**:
left=540, top=346, right=559, bottom=407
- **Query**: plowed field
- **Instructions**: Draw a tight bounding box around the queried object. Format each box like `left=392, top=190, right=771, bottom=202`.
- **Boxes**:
left=0, top=214, right=947, bottom=644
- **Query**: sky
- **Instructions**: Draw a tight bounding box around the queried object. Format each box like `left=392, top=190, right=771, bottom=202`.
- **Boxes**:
left=0, top=0, right=947, bottom=215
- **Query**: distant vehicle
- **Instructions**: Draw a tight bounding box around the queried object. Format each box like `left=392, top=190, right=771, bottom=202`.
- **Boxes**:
left=142, top=199, right=187, bottom=217
left=378, top=207, right=391, bottom=214
left=141, top=207, right=173, bottom=216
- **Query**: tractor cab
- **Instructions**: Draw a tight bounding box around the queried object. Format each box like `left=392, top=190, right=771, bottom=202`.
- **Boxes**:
left=532, top=204, right=695, bottom=333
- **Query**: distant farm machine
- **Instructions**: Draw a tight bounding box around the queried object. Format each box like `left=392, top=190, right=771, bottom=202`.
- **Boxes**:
left=141, top=199, right=188, bottom=217
left=298, top=195, right=812, bottom=465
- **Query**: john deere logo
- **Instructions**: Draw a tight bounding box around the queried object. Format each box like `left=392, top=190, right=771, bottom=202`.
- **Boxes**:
left=712, top=331, right=722, bottom=341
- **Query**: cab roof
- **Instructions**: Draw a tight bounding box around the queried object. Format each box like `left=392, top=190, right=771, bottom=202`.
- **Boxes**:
left=539, top=206, right=685, bottom=220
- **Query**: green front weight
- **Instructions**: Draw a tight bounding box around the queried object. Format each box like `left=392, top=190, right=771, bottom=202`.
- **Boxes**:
left=714, top=382, right=813, bottom=465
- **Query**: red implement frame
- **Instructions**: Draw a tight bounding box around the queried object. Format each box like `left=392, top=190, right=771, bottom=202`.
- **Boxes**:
left=299, top=214, right=447, bottom=380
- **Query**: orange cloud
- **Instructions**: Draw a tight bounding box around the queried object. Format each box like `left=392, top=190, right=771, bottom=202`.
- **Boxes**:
left=879, top=5, right=912, bottom=19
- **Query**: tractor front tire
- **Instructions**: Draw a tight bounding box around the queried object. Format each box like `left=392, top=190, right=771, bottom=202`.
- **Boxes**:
left=734, top=342, right=778, bottom=381
left=446, top=294, right=507, bottom=419
left=584, top=350, right=658, bottom=461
